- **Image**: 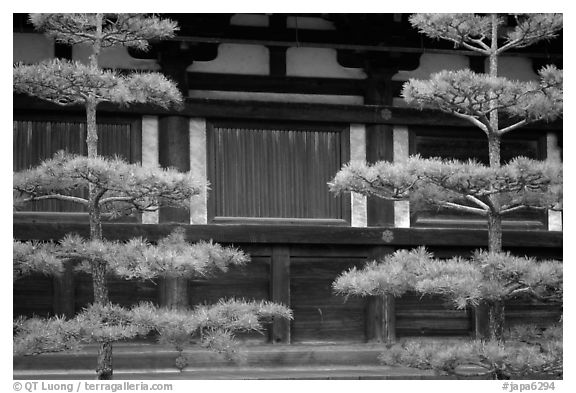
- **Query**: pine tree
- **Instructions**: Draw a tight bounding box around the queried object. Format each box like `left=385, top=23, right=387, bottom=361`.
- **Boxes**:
left=329, top=13, right=562, bottom=342
left=13, top=14, right=291, bottom=379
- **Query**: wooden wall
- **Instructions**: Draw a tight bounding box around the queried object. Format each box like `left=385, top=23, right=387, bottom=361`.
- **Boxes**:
left=13, top=236, right=562, bottom=344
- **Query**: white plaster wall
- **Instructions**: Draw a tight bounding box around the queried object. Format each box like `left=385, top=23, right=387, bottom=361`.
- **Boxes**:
left=286, top=47, right=366, bottom=79
left=141, top=116, right=159, bottom=224
left=393, top=126, right=410, bottom=228
left=13, top=33, right=54, bottom=63
left=72, top=45, right=160, bottom=69
left=350, top=124, right=367, bottom=227
left=230, top=14, right=269, bottom=27
left=189, top=118, right=208, bottom=225
left=393, top=53, right=469, bottom=81
left=287, top=16, right=335, bottom=30
left=188, top=44, right=269, bottom=75
left=546, top=132, right=562, bottom=231
left=497, top=57, right=539, bottom=81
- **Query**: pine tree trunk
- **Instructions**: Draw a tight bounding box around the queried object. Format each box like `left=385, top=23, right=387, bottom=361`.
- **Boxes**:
left=475, top=14, right=506, bottom=342
left=85, top=15, right=113, bottom=380
left=488, top=300, right=505, bottom=340
left=487, top=211, right=503, bottom=253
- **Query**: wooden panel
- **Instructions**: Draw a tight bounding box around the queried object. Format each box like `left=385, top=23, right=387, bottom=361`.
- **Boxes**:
left=271, top=246, right=291, bottom=343
left=188, top=257, right=270, bottom=304
left=504, top=298, right=562, bottom=329
left=208, top=121, right=350, bottom=222
left=290, top=257, right=367, bottom=343
left=74, top=274, right=159, bottom=312
left=396, top=293, right=472, bottom=337
left=13, top=274, right=55, bottom=317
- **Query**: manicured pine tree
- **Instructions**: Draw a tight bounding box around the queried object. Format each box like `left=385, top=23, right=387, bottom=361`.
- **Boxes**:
left=13, top=13, right=291, bottom=379
left=329, top=14, right=562, bottom=341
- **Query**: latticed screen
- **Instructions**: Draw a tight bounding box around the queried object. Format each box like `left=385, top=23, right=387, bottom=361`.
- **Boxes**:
left=207, top=121, right=350, bottom=222
left=13, top=116, right=141, bottom=212
left=410, top=127, right=547, bottom=228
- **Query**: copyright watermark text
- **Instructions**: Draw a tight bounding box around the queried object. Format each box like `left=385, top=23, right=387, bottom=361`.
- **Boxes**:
left=14, top=382, right=173, bottom=393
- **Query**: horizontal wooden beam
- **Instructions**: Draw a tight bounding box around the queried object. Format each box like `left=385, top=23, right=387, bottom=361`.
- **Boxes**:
left=187, top=72, right=381, bottom=96
left=169, top=34, right=563, bottom=59
left=14, top=94, right=562, bottom=130
left=13, top=222, right=562, bottom=249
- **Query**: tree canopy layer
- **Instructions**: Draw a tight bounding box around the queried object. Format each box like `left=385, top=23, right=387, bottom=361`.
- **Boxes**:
left=14, top=151, right=205, bottom=217
left=333, top=247, right=562, bottom=309
left=329, top=156, right=562, bottom=216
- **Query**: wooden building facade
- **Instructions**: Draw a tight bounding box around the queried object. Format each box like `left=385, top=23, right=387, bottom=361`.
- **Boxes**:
left=13, top=14, right=562, bottom=344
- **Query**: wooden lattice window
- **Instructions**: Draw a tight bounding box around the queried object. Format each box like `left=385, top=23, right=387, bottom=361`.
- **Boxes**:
left=13, top=113, right=141, bottom=216
left=409, top=126, right=548, bottom=229
left=207, top=120, right=350, bottom=225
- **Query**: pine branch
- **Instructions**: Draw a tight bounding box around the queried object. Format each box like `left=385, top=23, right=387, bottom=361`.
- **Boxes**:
left=29, top=14, right=178, bottom=51
left=409, top=14, right=493, bottom=55
left=465, top=195, right=491, bottom=210
left=19, top=194, right=89, bottom=206
left=498, top=120, right=528, bottom=135
left=497, top=14, right=563, bottom=54
left=451, top=111, right=490, bottom=133
left=440, top=201, right=488, bottom=215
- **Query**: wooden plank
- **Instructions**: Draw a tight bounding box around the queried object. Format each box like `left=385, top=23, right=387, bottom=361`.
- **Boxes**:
left=270, top=246, right=291, bottom=344
left=188, top=72, right=378, bottom=95
left=14, top=95, right=563, bottom=130
left=52, top=260, right=75, bottom=318
left=13, top=222, right=563, bottom=249
left=290, top=257, right=367, bottom=343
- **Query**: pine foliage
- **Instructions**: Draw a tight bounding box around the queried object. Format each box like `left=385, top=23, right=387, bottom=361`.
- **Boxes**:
left=14, top=151, right=205, bottom=217
left=13, top=59, right=182, bottom=108
left=14, top=229, right=249, bottom=281
left=14, top=300, right=293, bottom=361
left=13, top=241, right=63, bottom=281
left=333, top=247, right=562, bottom=309
left=29, top=13, right=178, bottom=50
left=409, top=14, right=562, bottom=53
left=329, top=156, right=562, bottom=216
left=402, top=67, right=563, bottom=130
left=379, top=324, right=562, bottom=379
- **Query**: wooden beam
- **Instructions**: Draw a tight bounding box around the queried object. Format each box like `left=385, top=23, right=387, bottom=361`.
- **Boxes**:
left=13, top=222, right=563, bottom=249
left=270, top=246, right=291, bottom=344
left=165, top=34, right=562, bottom=59
left=187, top=72, right=372, bottom=95
left=14, top=94, right=563, bottom=130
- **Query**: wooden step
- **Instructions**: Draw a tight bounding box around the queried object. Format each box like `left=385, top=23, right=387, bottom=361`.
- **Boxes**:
left=14, top=343, right=387, bottom=371
left=14, top=365, right=455, bottom=380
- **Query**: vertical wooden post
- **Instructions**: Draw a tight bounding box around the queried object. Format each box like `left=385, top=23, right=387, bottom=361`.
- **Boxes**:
left=52, top=260, right=75, bottom=318
left=365, top=246, right=396, bottom=343
left=270, top=246, right=291, bottom=344
left=159, top=277, right=189, bottom=310
left=158, top=116, right=191, bottom=224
